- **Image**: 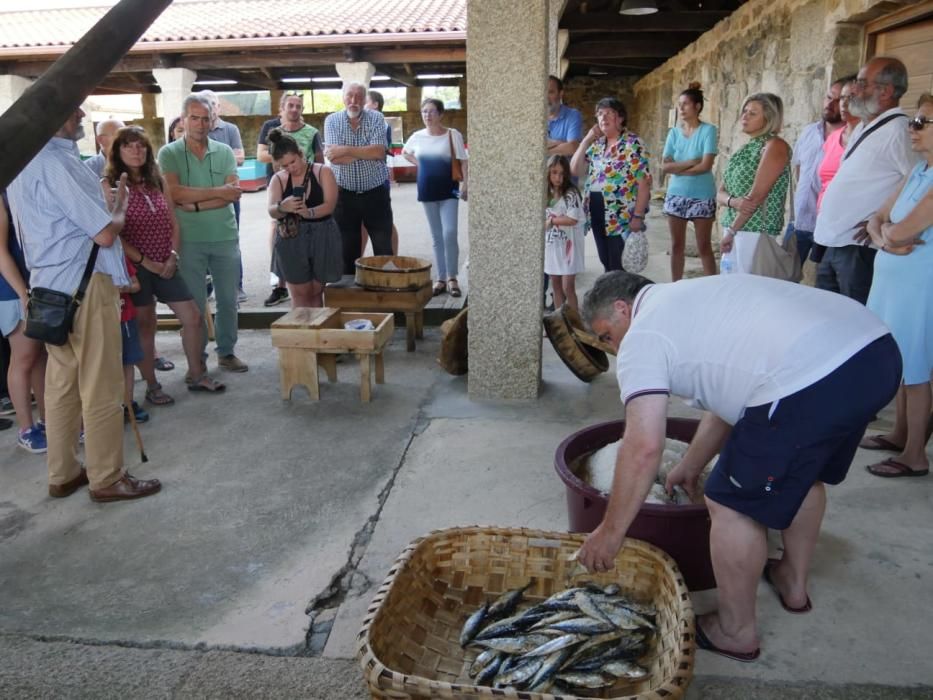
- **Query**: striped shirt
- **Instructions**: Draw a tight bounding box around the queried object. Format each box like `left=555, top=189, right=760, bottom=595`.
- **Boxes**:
left=323, top=108, right=388, bottom=192
left=6, top=137, right=128, bottom=292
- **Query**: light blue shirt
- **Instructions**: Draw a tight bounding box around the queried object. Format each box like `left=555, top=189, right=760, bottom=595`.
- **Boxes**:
left=791, top=120, right=831, bottom=232
left=548, top=104, right=583, bottom=143
left=7, top=137, right=128, bottom=293
left=662, top=122, right=718, bottom=200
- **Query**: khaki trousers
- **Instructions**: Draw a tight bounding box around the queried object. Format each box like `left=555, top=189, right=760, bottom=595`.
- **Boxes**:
left=46, top=273, right=124, bottom=490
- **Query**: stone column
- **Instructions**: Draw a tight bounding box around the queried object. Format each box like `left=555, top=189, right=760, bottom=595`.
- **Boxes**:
left=548, top=0, right=568, bottom=76
left=153, top=67, right=196, bottom=141
left=406, top=85, right=423, bottom=112
left=466, top=0, right=548, bottom=400
left=0, top=75, right=33, bottom=116
left=334, top=62, right=375, bottom=89
left=141, top=92, right=157, bottom=119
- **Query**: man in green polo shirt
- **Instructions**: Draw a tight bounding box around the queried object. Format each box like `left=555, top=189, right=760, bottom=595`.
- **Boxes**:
left=158, top=94, right=248, bottom=374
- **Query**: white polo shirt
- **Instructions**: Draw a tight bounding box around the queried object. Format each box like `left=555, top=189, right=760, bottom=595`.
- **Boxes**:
left=814, top=107, right=916, bottom=248
left=615, top=276, right=889, bottom=425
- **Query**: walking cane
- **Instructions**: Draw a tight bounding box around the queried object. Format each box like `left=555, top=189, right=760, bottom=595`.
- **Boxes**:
left=126, top=401, right=149, bottom=464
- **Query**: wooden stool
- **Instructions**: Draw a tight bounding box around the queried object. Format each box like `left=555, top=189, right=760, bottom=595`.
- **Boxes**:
left=156, top=305, right=215, bottom=340
left=324, top=276, right=432, bottom=352
left=271, top=307, right=393, bottom=403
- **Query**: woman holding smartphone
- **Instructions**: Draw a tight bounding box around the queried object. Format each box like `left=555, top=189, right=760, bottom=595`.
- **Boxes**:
left=266, top=128, right=342, bottom=307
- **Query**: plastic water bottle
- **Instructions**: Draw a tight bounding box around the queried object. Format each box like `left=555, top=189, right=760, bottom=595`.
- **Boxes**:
left=720, top=249, right=736, bottom=275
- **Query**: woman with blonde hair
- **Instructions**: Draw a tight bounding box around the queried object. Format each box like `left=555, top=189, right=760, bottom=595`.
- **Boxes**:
left=717, top=93, right=792, bottom=267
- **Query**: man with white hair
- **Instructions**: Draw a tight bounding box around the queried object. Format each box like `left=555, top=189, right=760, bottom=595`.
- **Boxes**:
left=84, top=118, right=125, bottom=179
left=323, top=81, right=393, bottom=274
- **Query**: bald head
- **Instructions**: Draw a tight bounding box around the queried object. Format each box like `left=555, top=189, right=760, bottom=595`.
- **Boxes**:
left=95, top=118, right=125, bottom=153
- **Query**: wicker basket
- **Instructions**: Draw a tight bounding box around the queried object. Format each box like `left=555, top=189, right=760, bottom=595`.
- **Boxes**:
left=356, top=255, right=433, bottom=291
left=357, top=526, right=695, bottom=700
left=543, top=306, right=610, bottom=382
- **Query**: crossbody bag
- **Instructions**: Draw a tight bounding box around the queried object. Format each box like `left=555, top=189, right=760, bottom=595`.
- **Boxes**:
left=24, top=243, right=100, bottom=346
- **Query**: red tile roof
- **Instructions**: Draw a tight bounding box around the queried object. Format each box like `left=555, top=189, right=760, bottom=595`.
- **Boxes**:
left=0, top=0, right=466, bottom=51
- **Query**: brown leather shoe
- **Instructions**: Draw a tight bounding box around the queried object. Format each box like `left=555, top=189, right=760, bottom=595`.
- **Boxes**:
left=49, top=469, right=89, bottom=498
left=89, top=474, right=162, bottom=503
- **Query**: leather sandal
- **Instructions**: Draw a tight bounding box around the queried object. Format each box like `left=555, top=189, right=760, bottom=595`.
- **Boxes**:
left=145, top=383, right=175, bottom=406
left=448, top=279, right=462, bottom=298
left=432, top=281, right=447, bottom=296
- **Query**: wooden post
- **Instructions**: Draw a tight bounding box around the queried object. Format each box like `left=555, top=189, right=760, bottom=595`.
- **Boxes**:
left=0, top=0, right=172, bottom=190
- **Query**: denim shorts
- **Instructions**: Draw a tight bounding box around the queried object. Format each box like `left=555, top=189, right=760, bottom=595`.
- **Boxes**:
left=0, top=298, right=25, bottom=337
left=121, top=318, right=144, bottom=366
left=130, top=266, right=193, bottom=307
left=704, top=334, right=901, bottom=530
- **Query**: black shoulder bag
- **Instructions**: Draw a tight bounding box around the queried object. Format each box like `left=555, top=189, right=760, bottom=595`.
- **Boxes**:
left=24, top=244, right=100, bottom=346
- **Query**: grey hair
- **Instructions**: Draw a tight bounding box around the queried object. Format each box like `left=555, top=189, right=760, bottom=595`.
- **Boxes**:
left=343, top=81, right=367, bottom=97
left=742, top=92, right=784, bottom=135
left=95, top=118, right=124, bottom=136
left=581, top=271, right=654, bottom=327
left=197, top=89, right=220, bottom=107
left=182, top=94, right=213, bottom=117
left=873, top=57, right=909, bottom=100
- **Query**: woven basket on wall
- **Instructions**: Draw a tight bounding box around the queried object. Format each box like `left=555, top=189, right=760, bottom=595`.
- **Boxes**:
left=357, top=526, right=695, bottom=700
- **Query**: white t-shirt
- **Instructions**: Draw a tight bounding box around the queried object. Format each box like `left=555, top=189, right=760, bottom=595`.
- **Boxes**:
left=814, top=107, right=917, bottom=248
left=616, top=275, right=889, bottom=425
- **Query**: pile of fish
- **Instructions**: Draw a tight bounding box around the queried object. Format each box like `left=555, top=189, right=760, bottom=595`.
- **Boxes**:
left=460, top=581, right=656, bottom=694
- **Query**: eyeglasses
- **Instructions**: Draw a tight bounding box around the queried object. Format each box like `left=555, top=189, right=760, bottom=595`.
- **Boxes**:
left=908, top=117, right=933, bottom=131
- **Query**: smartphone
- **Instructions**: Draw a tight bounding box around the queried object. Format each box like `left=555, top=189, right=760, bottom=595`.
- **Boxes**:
left=292, top=186, right=305, bottom=200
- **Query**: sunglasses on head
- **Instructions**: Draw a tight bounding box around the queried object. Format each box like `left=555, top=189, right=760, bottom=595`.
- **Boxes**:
left=908, top=117, right=933, bottom=131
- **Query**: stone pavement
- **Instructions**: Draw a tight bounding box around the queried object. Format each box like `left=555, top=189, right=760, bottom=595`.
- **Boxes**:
left=0, top=204, right=931, bottom=698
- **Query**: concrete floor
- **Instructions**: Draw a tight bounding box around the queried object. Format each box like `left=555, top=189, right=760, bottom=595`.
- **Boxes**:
left=1, top=194, right=931, bottom=698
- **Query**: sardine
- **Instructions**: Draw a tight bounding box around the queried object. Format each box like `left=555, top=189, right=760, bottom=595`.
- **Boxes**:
left=602, top=660, right=649, bottom=680
left=574, top=590, right=616, bottom=626
left=493, top=657, right=543, bottom=687
left=523, top=633, right=587, bottom=657
left=526, top=648, right=572, bottom=690
left=555, top=671, right=616, bottom=689
left=548, top=616, right=616, bottom=635
left=530, top=610, right=578, bottom=629
left=459, top=602, right=489, bottom=647
left=472, top=633, right=552, bottom=655
left=474, top=654, right=503, bottom=686
left=468, top=649, right=500, bottom=678
left=474, top=613, right=527, bottom=640
left=597, top=599, right=656, bottom=631
left=487, top=582, right=532, bottom=618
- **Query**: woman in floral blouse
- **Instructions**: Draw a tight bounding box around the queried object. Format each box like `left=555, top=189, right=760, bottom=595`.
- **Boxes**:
left=571, top=97, right=650, bottom=272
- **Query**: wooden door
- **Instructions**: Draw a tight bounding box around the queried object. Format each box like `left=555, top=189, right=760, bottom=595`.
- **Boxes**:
left=867, top=2, right=933, bottom=109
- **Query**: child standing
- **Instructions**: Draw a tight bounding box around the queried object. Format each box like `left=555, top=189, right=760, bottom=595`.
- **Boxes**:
left=544, top=155, right=585, bottom=311
left=120, top=259, right=149, bottom=425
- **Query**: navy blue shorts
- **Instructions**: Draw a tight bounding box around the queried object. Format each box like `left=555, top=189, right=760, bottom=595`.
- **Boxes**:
left=121, top=318, right=144, bottom=366
left=704, top=334, right=901, bottom=530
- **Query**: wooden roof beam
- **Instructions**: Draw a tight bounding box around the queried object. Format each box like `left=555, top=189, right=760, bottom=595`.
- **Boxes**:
left=564, top=10, right=729, bottom=32
left=567, top=39, right=690, bottom=59
left=374, top=64, right=417, bottom=87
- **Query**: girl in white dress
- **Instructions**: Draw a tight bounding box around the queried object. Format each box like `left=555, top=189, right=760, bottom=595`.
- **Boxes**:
left=544, top=155, right=585, bottom=310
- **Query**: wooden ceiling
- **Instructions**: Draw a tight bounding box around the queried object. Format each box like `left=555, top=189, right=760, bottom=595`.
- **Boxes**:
left=561, top=0, right=748, bottom=77
left=2, top=0, right=746, bottom=94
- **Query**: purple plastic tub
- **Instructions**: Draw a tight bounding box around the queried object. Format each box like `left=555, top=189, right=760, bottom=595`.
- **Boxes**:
left=554, top=417, right=716, bottom=591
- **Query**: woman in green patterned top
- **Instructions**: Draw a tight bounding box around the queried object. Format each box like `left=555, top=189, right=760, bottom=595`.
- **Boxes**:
left=717, top=93, right=791, bottom=256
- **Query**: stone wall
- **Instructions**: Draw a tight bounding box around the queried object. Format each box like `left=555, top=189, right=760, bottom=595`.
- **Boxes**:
left=628, top=0, right=912, bottom=193
left=563, top=75, right=638, bottom=133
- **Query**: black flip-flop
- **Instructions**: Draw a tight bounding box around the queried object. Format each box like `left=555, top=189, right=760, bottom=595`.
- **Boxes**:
left=866, top=458, right=929, bottom=478
left=762, top=559, right=812, bottom=614
left=859, top=435, right=903, bottom=451
left=695, top=620, right=760, bottom=663
left=154, top=356, right=175, bottom=372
